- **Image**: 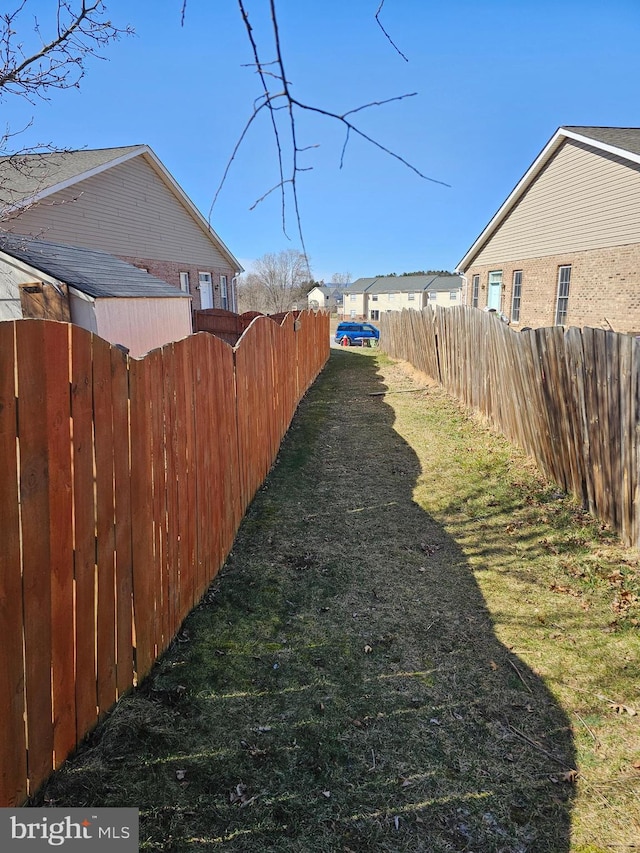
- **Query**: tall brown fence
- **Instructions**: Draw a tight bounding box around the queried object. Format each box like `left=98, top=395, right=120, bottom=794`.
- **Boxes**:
left=380, top=305, right=640, bottom=548
left=0, top=309, right=329, bottom=806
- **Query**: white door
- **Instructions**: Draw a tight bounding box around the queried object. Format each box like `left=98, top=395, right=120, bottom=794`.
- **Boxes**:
left=199, top=272, right=213, bottom=309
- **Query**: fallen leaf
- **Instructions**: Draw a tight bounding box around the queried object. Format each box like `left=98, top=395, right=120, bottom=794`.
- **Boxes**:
left=175, top=769, right=187, bottom=781
left=322, top=790, right=331, bottom=798
left=364, top=645, right=373, bottom=654
left=632, top=760, right=640, bottom=771
left=609, top=703, right=638, bottom=716
left=490, top=660, right=499, bottom=671
left=561, top=769, right=579, bottom=784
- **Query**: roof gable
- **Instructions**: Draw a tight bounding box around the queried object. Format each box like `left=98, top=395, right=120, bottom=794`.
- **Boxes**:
left=457, top=126, right=640, bottom=271
left=0, top=145, right=242, bottom=271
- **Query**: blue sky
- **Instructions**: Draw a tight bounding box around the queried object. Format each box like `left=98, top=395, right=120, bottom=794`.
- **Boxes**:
left=5, top=0, right=640, bottom=281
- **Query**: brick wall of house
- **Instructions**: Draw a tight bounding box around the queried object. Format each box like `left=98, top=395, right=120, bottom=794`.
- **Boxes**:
left=464, top=242, right=640, bottom=333
left=118, top=256, right=237, bottom=311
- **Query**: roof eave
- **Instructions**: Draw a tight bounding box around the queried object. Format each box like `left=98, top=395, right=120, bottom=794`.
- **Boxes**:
left=456, top=126, right=640, bottom=272
left=2, top=145, right=244, bottom=274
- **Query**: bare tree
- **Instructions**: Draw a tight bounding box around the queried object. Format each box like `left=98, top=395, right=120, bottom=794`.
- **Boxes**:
left=331, top=272, right=352, bottom=285
left=239, top=249, right=312, bottom=314
left=0, top=2, right=132, bottom=202
left=0, top=1, right=132, bottom=105
left=179, top=1, right=449, bottom=254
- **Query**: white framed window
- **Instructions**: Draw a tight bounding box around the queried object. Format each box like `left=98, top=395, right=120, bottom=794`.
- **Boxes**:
left=371, top=293, right=378, bottom=301
left=198, top=272, right=213, bottom=309
left=370, top=310, right=380, bottom=320
left=449, top=291, right=458, bottom=301
left=350, top=294, right=356, bottom=302
left=220, top=274, right=228, bottom=310
left=555, top=265, right=571, bottom=325
left=428, top=291, right=437, bottom=302
left=407, top=292, right=415, bottom=301
left=388, top=292, right=395, bottom=301
left=179, top=271, right=190, bottom=293
left=471, top=274, right=480, bottom=308
left=511, top=270, right=522, bottom=323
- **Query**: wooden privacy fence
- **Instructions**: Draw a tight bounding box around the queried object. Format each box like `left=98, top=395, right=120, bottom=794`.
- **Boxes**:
left=193, top=308, right=302, bottom=346
left=0, top=309, right=329, bottom=806
left=380, top=305, right=640, bottom=548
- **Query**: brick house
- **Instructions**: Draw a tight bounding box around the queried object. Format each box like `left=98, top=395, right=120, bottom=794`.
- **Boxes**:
left=0, top=145, right=242, bottom=312
left=456, top=127, right=640, bottom=332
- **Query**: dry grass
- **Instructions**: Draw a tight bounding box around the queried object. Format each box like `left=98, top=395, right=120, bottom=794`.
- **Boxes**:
left=30, top=347, right=639, bottom=852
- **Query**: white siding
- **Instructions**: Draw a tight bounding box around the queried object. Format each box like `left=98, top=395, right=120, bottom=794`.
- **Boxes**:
left=6, top=155, right=229, bottom=268
left=93, top=297, right=192, bottom=357
left=473, top=140, right=640, bottom=266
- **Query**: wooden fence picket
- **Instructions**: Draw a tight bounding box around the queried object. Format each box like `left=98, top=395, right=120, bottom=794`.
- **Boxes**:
left=380, top=306, right=640, bottom=549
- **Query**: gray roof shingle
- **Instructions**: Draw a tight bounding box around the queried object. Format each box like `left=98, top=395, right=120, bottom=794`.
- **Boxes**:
left=0, top=233, right=190, bottom=299
left=344, top=274, right=461, bottom=294
left=563, top=126, right=640, bottom=157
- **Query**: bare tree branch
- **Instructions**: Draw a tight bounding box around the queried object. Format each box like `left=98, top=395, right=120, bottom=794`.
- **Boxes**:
left=375, top=0, right=409, bottom=63
left=184, top=1, right=449, bottom=260
left=0, top=1, right=133, bottom=104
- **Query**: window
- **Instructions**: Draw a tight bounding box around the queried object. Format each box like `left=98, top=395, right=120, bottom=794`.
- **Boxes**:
left=179, top=271, right=190, bottom=293
left=220, top=275, right=228, bottom=310
left=511, top=270, right=522, bottom=323
left=388, top=292, right=395, bottom=301
left=428, top=292, right=437, bottom=302
left=371, top=293, right=378, bottom=301
left=449, top=291, right=458, bottom=301
left=407, top=292, right=415, bottom=301
left=198, top=272, right=213, bottom=309
left=350, top=294, right=356, bottom=302
left=370, top=310, right=380, bottom=320
left=555, top=265, right=571, bottom=325
left=471, top=274, right=480, bottom=308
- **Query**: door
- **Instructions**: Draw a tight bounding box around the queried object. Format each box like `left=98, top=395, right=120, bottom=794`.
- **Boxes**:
left=198, top=272, right=213, bottom=309
left=487, top=271, right=502, bottom=311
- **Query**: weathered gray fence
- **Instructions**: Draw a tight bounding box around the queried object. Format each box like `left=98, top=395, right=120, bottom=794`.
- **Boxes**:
left=380, top=306, right=640, bottom=547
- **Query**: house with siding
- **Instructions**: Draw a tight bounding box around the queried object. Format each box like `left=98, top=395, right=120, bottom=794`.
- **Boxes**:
left=457, top=126, right=640, bottom=332
left=0, top=234, right=192, bottom=357
left=342, top=274, right=462, bottom=320
left=307, top=284, right=344, bottom=312
left=0, top=145, right=242, bottom=312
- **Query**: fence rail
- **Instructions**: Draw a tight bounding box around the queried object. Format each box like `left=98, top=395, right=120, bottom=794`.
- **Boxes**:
left=0, top=310, right=329, bottom=806
left=380, top=306, right=640, bottom=548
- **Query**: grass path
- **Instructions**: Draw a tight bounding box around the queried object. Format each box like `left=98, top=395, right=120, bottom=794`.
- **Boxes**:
left=34, top=348, right=639, bottom=852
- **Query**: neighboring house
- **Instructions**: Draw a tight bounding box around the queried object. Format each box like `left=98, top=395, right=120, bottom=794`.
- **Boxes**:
left=307, top=284, right=345, bottom=312
left=0, top=234, right=192, bottom=357
left=457, top=126, right=640, bottom=332
left=341, top=275, right=462, bottom=320
left=0, top=145, right=243, bottom=312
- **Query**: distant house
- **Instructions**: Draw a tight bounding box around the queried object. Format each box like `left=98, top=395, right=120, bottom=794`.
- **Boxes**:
left=0, top=234, right=192, bottom=357
left=0, top=145, right=243, bottom=312
left=457, top=126, right=640, bottom=332
left=307, top=284, right=345, bottom=312
left=341, top=274, right=462, bottom=320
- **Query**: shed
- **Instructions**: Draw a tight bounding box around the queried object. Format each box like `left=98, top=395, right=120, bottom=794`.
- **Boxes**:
left=0, top=234, right=192, bottom=356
